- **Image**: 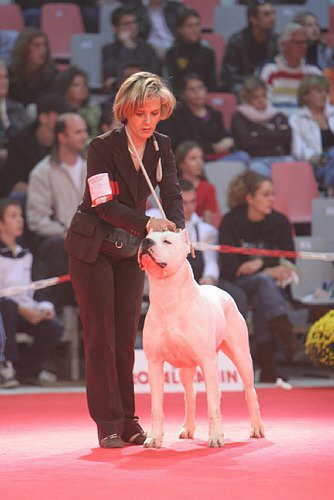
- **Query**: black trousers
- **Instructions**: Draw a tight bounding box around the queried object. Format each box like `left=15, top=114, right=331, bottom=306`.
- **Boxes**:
left=0, top=298, right=62, bottom=378
left=69, top=251, right=145, bottom=442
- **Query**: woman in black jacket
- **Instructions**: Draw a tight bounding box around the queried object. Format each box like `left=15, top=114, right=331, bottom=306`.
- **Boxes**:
left=65, top=72, right=184, bottom=448
left=219, top=171, right=296, bottom=386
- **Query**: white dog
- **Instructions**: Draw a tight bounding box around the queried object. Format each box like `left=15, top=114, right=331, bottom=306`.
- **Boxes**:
left=138, top=230, right=264, bottom=448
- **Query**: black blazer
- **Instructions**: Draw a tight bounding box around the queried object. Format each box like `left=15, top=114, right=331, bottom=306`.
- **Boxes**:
left=64, top=126, right=184, bottom=263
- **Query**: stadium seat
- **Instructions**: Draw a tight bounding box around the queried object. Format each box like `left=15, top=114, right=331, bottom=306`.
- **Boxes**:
left=271, top=162, right=320, bottom=224
left=312, top=198, right=334, bottom=239
left=0, top=4, right=24, bottom=31
left=206, top=92, right=237, bottom=130
left=71, top=34, right=109, bottom=89
left=184, top=0, right=220, bottom=31
left=205, top=160, right=246, bottom=215
left=41, top=3, right=84, bottom=59
left=214, top=5, right=247, bottom=41
left=291, top=236, right=334, bottom=306
left=202, top=33, right=225, bottom=77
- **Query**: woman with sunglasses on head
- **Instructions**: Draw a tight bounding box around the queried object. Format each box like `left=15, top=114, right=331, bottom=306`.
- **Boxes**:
left=65, top=72, right=184, bottom=448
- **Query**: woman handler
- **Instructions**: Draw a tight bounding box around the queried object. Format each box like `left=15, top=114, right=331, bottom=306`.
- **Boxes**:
left=65, top=72, right=184, bottom=448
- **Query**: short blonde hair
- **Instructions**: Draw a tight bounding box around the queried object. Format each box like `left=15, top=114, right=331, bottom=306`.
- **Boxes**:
left=298, top=74, right=330, bottom=106
left=113, top=71, right=176, bottom=123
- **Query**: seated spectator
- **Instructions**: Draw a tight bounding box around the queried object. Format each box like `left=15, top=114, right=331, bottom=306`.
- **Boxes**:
left=294, top=11, right=333, bottom=70
left=8, top=27, right=57, bottom=108
left=26, top=113, right=87, bottom=308
left=221, top=0, right=278, bottom=93
left=0, top=60, right=30, bottom=197
left=179, top=179, right=219, bottom=285
left=219, top=171, right=297, bottom=386
left=231, top=76, right=292, bottom=177
left=290, top=75, right=334, bottom=196
left=175, top=141, right=221, bottom=227
left=53, top=65, right=101, bottom=138
left=4, top=93, right=69, bottom=197
left=136, top=0, right=187, bottom=60
left=0, top=30, right=19, bottom=64
left=0, top=308, right=19, bottom=388
left=102, top=5, right=160, bottom=92
left=98, top=108, right=120, bottom=135
left=0, top=198, right=62, bottom=385
left=159, top=73, right=249, bottom=163
left=260, top=23, right=321, bottom=109
left=101, top=60, right=143, bottom=114
left=165, top=8, right=217, bottom=94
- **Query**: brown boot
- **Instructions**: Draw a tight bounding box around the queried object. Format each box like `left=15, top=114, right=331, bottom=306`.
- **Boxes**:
left=268, top=314, right=297, bottom=362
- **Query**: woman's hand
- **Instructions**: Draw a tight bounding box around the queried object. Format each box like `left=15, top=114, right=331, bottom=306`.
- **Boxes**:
left=236, top=258, right=264, bottom=277
left=212, top=137, right=234, bottom=154
left=146, top=217, right=176, bottom=233
left=18, top=306, right=44, bottom=325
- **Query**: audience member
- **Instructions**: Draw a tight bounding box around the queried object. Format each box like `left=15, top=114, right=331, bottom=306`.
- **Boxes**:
left=179, top=179, right=219, bottom=285
left=165, top=8, right=217, bottom=94
left=221, top=0, right=278, bottom=93
left=101, top=60, right=143, bottom=113
left=8, top=27, right=57, bottom=108
left=136, top=0, right=187, bottom=60
left=53, top=65, right=101, bottom=138
left=219, top=171, right=296, bottom=386
left=26, top=113, right=87, bottom=308
left=231, top=76, right=292, bottom=177
left=0, top=30, right=19, bottom=64
left=102, top=5, right=160, bottom=91
left=290, top=75, right=334, bottom=195
left=159, top=73, right=248, bottom=163
left=0, top=308, right=19, bottom=388
left=294, top=11, right=333, bottom=70
left=260, top=23, right=321, bottom=109
left=0, top=60, right=30, bottom=197
left=175, top=141, right=221, bottom=227
left=98, top=108, right=120, bottom=134
left=0, top=198, right=62, bottom=385
left=4, top=93, right=69, bottom=197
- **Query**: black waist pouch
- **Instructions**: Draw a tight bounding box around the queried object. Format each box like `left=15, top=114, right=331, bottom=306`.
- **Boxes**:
left=101, top=227, right=142, bottom=259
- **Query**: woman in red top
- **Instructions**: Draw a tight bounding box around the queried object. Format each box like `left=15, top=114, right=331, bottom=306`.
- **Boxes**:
left=175, top=140, right=221, bottom=227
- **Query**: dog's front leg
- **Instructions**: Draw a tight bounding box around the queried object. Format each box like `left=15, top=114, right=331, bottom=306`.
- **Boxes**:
left=201, top=358, right=224, bottom=447
left=144, top=359, right=165, bottom=448
left=179, top=367, right=197, bottom=439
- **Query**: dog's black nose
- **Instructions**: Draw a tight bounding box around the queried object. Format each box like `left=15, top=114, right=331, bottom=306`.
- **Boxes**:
left=141, top=237, right=155, bottom=251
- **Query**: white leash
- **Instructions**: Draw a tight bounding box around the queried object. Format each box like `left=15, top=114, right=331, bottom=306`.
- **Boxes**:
left=125, top=126, right=166, bottom=218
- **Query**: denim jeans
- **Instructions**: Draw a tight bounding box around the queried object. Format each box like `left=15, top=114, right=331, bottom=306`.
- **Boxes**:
left=235, top=272, right=288, bottom=344
left=249, top=156, right=294, bottom=177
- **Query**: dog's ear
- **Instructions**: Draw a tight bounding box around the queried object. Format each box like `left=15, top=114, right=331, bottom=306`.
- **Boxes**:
left=180, top=229, right=192, bottom=255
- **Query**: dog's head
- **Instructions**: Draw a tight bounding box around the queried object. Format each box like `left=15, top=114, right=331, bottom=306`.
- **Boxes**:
left=138, top=229, right=191, bottom=278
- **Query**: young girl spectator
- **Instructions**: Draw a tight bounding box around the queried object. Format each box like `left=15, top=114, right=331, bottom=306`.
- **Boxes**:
left=53, top=65, right=101, bottom=138
left=8, top=27, right=57, bottom=108
left=290, top=74, right=334, bottom=195
left=176, top=140, right=221, bottom=227
left=219, top=171, right=297, bottom=386
left=165, top=8, right=217, bottom=94
left=232, top=76, right=292, bottom=177
left=294, top=11, right=333, bottom=70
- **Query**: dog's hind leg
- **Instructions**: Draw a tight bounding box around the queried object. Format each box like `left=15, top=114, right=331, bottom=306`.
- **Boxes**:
left=179, top=367, right=197, bottom=439
left=200, top=357, right=224, bottom=447
left=222, top=307, right=265, bottom=439
left=144, top=359, right=165, bottom=448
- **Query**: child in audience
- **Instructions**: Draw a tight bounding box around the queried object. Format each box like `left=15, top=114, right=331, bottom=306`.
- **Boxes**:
left=0, top=199, right=62, bottom=385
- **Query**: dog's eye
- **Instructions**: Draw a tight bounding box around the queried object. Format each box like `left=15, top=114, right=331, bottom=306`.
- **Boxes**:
left=163, top=240, right=172, bottom=245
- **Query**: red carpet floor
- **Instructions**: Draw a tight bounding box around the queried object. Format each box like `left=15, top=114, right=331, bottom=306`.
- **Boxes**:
left=1, top=388, right=333, bottom=500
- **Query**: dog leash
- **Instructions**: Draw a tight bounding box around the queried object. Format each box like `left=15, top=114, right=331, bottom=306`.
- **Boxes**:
left=125, top=126, right=166, bottom=219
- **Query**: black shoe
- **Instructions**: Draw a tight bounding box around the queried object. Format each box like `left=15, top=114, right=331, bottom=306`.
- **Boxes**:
left=268, top=314, right=297, bottom=362
left=100, top=434, right=125, bottom=448
left=122, top=422, right=147, bottom=445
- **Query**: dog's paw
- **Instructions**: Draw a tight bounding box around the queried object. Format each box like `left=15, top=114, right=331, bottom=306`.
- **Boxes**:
left=207, top=435, right=224, bottom=448
left=143, top=436, right=163, bottom=448
left=250, top=426, right=265, bottom=438
left=178, top=427, right=195, bottom=439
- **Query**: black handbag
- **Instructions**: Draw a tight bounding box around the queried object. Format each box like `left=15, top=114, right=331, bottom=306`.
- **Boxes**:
left=101, top=227, right=142, bottom=259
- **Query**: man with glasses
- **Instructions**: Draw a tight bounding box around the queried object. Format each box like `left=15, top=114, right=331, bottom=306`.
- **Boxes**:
left=221, top=0, right=278, bottom=93
left=260, top=23, right=321, bottom=109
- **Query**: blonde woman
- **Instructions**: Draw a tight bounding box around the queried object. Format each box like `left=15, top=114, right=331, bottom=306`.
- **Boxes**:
left=65, top=72, right=184, bottom=448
